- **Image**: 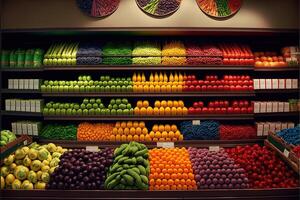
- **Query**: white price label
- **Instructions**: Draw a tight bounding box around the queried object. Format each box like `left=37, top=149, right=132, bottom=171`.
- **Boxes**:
left=23, top=140, right=28, bottom=145
left=192, top=120, right=201, bottom=125
left=283, top=149, right=289, bottom=158
left=86, top=146, right=99, bottom=152
left=157, top=142, right=174, bottom=148
left=209, top=146, right=220, bottom=152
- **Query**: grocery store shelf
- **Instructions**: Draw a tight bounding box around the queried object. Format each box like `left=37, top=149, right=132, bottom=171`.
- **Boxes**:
left=254, top=112, right=299, bottom=118
left=1, top=89, right=40, bottom=94
left=254, top=67, right=299, bottom=72
left=37, top=138, right=265, bottom=148
left=2, top=188, right=299, bottom=200
left=1, top=68, right=43, bottom=72
left=1, top=111, right=43, bottom=117
left=43, top=114, right=253, bottom=121
left=255, top=89, right=299, bottom=94
left=43, top=65, right=254, bottom=71
left=265, top=140, right=299, bottom=174
left=41, top=91, right=255, bottom=97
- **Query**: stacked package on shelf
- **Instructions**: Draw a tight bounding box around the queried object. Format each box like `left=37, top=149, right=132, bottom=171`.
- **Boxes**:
left=76, top=43, right=102, bottom=65
left=102, top=42, right=132, bottom=65
left=11, top=121, right=42, bottom=136
left=186, top=43, right=223, bottom=65
left=1, top=48, right=44, bottom=68
left=282, top=46, right=300, bottom=66
left=162, top=41, right=186, bottom=65
left=132, top=41, right=161, bottom=65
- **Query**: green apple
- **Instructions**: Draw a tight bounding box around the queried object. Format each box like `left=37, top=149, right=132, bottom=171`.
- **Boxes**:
left=105, top=76, right=110, bottom=81
left=82, top=76, right=87, bottom=81
left=66, top=108, right=72, bottom=115
left=86, top=103, right=92, bottom=109
left=110, top=99, right=115, bottom=105
left=119, top=104, right=126, bottom=110
left=127, top=85, right=133, bottom=92
left=55, top=109, right=61, bottom=115
left=126, top=104, right=132, bottom=109
left=64, top=103, right=70, bottom=109
left=116, top=85, right=121, bottom=92
left=98, top=81, right=103, bottom=86
left=74, top=85, right=80, bottom=92
left=111, top=85, right=116, bottom=92
left=44, top=81, right=49, bottom=85
left=89, top=98, right=95, bottom=104
left=46, top=102, right=53, bottom=108
left=110, top=109, right=116, bottom=115
left=86, top=86, right=91, bottom=92
left=80, top=104, right=86, bottom=109
left=60, top=81, right=66, bottom=86
left=116, top=99, right=121, bottom=105
left=52, top=86, right=59, bottom=92
left=87, top=76, right=92, bottom=81
left=116, top=77, right=120, bottom=81
left=83, top=81, right=88, bottom=86
left=79, top=86, right=85, bottom=92
left=49, top=108, right=55, bottom=115
left=48, top=81, right=54, bottom=86
left=108, top=81, right=113, bottom=86
left=83, top=109, right=89, bottom=115
left=112, top=104, right=118, bottom=110
left=104, top=86, right=110, bottom=92
left=53, top=58, right=58, bottom=65
left=78, top=76, right=83, bottom=81
left=60, top=108, right=66, bottom=115
left=53, top=103, right=59, bottom=109
left=118, top=81, right=123, bottom=86
left=116, top=109, right=123, bottom=115
left=100, top=76, right=105, bottom=81
left=94, top=81, right=99, bottom=85
left=68, top=85, right=74, bottom=93
left=41, top=85, right=46, bottom=92
left=83, top=98, right=89, bottom=104
left=78, top=81, right=83, bottom=86
left=93, top=103, right=98, bottom=109
left=95, top=108, right=101, bottom=115
left=43, top=108, right=49, bottom=115
left=69, top=103, right=74, bottom=109
left=103, top=81, right=108, bottom=86
left=122, top=98, right=128, bottom=104
left=72, top=109, right=77, bottom=115
left=74, top=104, right=80, bottom=110
left=76, top=109, right=82, bottom=115
left=63, top=85, right=69, bottom=92
left=89, top=80, right=94, bottom=86
left=53, top=81, right=59, bottom=86
left=100, top=109, right=106, bottom=115
left=100, top=86, right=104, bottom=92
left=99, top=103, right=105, bottom=109
left=59, top=86, right=64, bottom=92
left=111, top=78, right=115, bottom=81
left=61, top=58, right=67, bottom=65
left=123, top=109, right=129, bottom=115
left=90, top=86, right=96, bottom=92
left=108, top=104, right=113, bottom=110
left=113, top=81, right=118, bottom=86
left=105, top=109, right=110, bottom=115
left=96, top=98, right=102, bottom=104
left=46, top=85, right=52, bottom=92
left=59, top=104, right=64, bottom=109
left=95, top=85, right=100, bottom=92
left=127, top=77, right=131, bottom=81
left=121, top=85, right=127, bottom=92
left=121, top=78, right=126, bottom=81
left=43, top=59, right=49, bottom=65
left=129, top=108, right=134, bottom=115
left=89, top=109, right=95, bottom=115
left=124, top=81, right=128, bottom=86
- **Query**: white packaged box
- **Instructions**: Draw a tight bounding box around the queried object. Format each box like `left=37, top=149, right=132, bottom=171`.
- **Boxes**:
left=22, top=123, right=28, bottom=135
left=254, top=79, right=260, bottom=89
left=19, top=79, right=24, bottom=89
left=284, top=102, right=290, bottom=112
left=17, top=122, right=22, bottom=135
left=27, top=123, right=33, bottom=136
left=272, top=79, right=279, bottom=89
left=260, top=102, right=267, bottom=113
left=10, top=99, right=16, bottom=111
left=269, top=123, right=276, bottom=133
left=13, top=79, right=19, bottom=89
left=275, top=122, right=282, bottom=131
left=266, top=79, right=272, bottom=89
left=272, top=102, right=279, bottom=112
left=281, top=123, right=288, bottom=130
left=8, top=79, right=14, bottom=89
left=35, top=100, right=43, bottom=113
left=32, top=123, right=39, bottom=136
left=279, top=79, right=285, bottom=89
left=266, top=102, right=273, bottom=112
left=257, top=123, right=263, bottom=136
left=29, top=79, right=34, bottom=90
left=21, top=100, right=26, bottom=112
left=16, top=99, right=21, bottom=111
left=25, top=100, right=31, bottom=112
left=288, top=123, right=295, bottom=128
left=5, top=99, right=11, bottom=111
left=259, top=79, right=266, bottom=89
left=263, top=123, right=270, bottom=136
left=285, top=79, right=292, bottom=89
left=33, top=79, right=40, bottom=90
left=292, top=79, right=298, bottom=89
left=278, top=102, right=284, bottom=112
left=11, top=122, right=17, bottom=134
left=24, top=79, right=29, bottom=89
left=254, top=102, right=260, bottom=113
left=30, top=100, right=36, bottom=112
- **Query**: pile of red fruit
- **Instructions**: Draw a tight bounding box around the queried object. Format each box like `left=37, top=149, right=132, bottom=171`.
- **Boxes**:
left=188, top=100, right=253, bottom=115
left=220, top=125, right=257, bottom=140
left=292, top=146, right=300, bottom=158
left=219, top=43, right=255, bottom=65
left=226, top=145, right=299, bottom=188
left=183, top=75, right=253, bottom=92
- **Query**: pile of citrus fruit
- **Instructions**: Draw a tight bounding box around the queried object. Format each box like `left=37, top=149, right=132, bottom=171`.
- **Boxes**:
left=134, top=100, right=188, bottom=116
left=149, top=147, right=197, bottom=190
left=77, top=122, right=114, bottom=141
left=110, top=121, right=151, bottom=142
left=132, top=72, right=184, bottom=93
left=149, top=124, right=184, bottom=142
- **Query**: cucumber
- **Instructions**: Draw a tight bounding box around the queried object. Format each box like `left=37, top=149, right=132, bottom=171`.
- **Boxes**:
left=137, top=165, right=146, bottom=175
left=140, top=175, right=148, bottom=184
left=134, top=148, right=148, bottom=157
left=123, top=174, right=134, bottom=186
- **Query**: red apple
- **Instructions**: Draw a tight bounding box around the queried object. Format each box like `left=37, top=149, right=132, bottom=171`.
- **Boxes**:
left=195, top=85, right=201, bottom=91
left=183, top=85, right=189, bottom=92
left=248, top=85, right=254, bottom=91
left=198, top=80, right=204, bottom=85
left=188, top=107, right=195, bottom=114
left=234, top=107, right=241, bottom=113
left=242, top=85, right=248, bottom=91
left=224, top=75, right=229, bottom=80
left=232, top=101, right=239, bottom=108
left=247, top=107, right=253, bottom=113
left=187, top=75, right=192, bottom=81
left=208, top=102, right=215, bottom=108
left=224, top=101, right=229, bottom=107
left=218, top=85, right=224, bottom=90
left=241, top=107, right=247, bottom=113
left=224, top=85, right=230, bottom=90
left=193, top=102, right=199, bottom=108
left=189, top=85, right=195, bottom=91
left=207, top=85, right=213, bottom=90
left=215, top=107, right=221, bottom=114
left=186, top=80, right=192, bottom=86
left=214, top=101, right=220, bottom=107
left=192, top=80, right=198, bottom=85
left=191, top=75, right=196, bottom=81
left=201, top=85, right=207, bottom=91
left=219, top=101, right=224, bottom=108
left=202, top=107, right=208, bottom=113
left=236, top=85, right=242, bottom=91
left=221, top=107, right=227, bottom=114
left=198, top=101, right=204, bottom=108
left=243, top=101, right=249, bottom=107
left=227, top=107, right=234, bottom=113
left=195, top=108, right=201, bottom=114
left=239, top=101, right=244, bottom=108
left=212, top=85, right=218, bottom=90
left=208, top=107, right=215, bottom=114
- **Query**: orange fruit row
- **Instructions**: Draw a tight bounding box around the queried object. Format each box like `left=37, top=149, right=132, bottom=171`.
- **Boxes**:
left=149, top=147, right=197, bottom=191
left=77, top=122, right=114, bottom=141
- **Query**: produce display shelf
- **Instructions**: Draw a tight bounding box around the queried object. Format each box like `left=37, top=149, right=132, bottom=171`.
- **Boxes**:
left=41, top=91, right=255, bottom=97
left=0, top=111, right=43, bottom=117
left=43, top=114, right=253, bottom=121
left=1, top=89, right=40, bottom=94
left=264, top=140, right=299, bottom=174
left=0, top=68, right=43, bottom=72
left=254, top=112, right=300, bottom=118
left=0, top=135, right=32, bottom=163
left=2, top=188, right=300, bottom=200
left=255, top=89, right=299, bottom=94
left=37, top=138, right=265, bottom=148
left=43, top=65, right=254, bottom=71
left=254, top=67, right=300, bottom=72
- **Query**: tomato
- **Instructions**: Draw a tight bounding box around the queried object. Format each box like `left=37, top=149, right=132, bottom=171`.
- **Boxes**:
left=208, top=102, right=215, bottom=108
left=201, top=85, right=207, bottom=91
left=192, top=80, right=198, bottom=85
left=188, top=107, right=195, bottom=114
left=198, top=101, right=204, bottom=108
left=195, top=85, right=201, bottom=91
left=215, top=107, right=221, bottom=114
left=198, top=80, right=204, bottom=85
left=193, top=102, right=199, bottom=108
left=195, top=108, right=201, bottom=114
left=232, top=101, right=239, bottom=108
left=208, top=107, right=215, bottom=114
left=218, top=85, right=224, bottom=91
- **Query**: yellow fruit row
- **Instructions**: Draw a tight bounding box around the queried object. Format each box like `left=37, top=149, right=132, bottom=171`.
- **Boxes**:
left=132, top=72, right=184, bottom=83
left=134, top=107, right=188, bottom=116
left=149, top=130, right=183, bottom=142
left=136, top=100, right=185, bottom=108
left=115, top=121, right=145, bottom=129
left=152, top=124, right=178, bottom=132
left=110, top=134, right=151, bottom=142
left=133, top=81, right=184, bottom=86
left=133, top=85, right=183, bottom=93
left=112, top=127, right=149, bottom=136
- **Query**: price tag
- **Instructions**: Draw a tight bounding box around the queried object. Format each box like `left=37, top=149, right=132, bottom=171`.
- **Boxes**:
left=283, top=149, right=289, bottom=158
left=209, top=146, right=220, bottom=152
left=157, top=142, right=174, bottom=148
left=23, top=140, right=28, bottom=145
left=192, top=120, right=201, bottom=125
left=86, top=146, right=99, bottom=152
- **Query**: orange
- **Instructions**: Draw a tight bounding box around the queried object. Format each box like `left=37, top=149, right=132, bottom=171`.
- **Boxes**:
left=177, top=85, right=183, bottom=92
left=127, top=135, right=133, bottom=141
left=121, top=135, right=127, bottom=141
left=168, top=131, right=175, bottom=138
left=166, top=85, right=171, bottom=93
left=164, top=124, right=171, bottom=132
left=136, top=100, right=143, bottom=108
left=133, top=121, right=139, bottom=128
left=121, top=122, right=127, bottom=128
left=149, top=85, right=155, bottom=92
left=134, top=107, right=140, bottom=115
left=123, top=128, right=130, bottom=135
left=140, top=107, right=147, bottom=115
left=112, top=128, right=118, bottom=135
left=115, top=134, right=121, bottom=141
left=129, top=127, right=136, bottom=135
left=153, top=138, right=158, bottom=142
left=149, top=131, right=155, bottom=138
left=176, top=184, right=182, bottom=190
left=179, top=135, right=184, bottom=141
left=136, top=127, right=142, bottom=135
left=150, top=179, right=155, bottom=186
left=161, top=85, right=167, bottom=92
left=158, top=125, right=165, bottom=132
left=173, top=101, right=179, bottom=107
left=171, top=107, right=177, bottom=115
left=182, top=107, right=188, bottom=115
left=165, top=107, right=171, bottom=115
left=152, top=124, right=159, bottom=132
left=127, top=121, right=133, bottom=128
left=174, top=131, right=181, bottom=138
left=159, top=107, right=165, bottom=115
left=143, top=100, right=149, bottom=107
left=176, top=107, right=182, bottom=115
left=139, top=121, right=145, bottom=128
left=159, top=138, right=165, bottom=142
left=167, top=100, right=173, bottom=107
left=182, top=185, right=188, bottom=190
left=154, top=100, right=161, bottom=108
left=178, top=100, right=184, bottom=108
left=153, top=107, right=159, bottom=115
left=171, top=85, right=177, bottom=92
left=171, top=185, right=177, bottom=190
left=156, top=179, right=162, bottom=185
left=115, top=122, right=121, bottom=128
left=162, top=131, right=168, bottom=138
left=133, top=135, right=139, bottom=141
left=133, top=85, right=138, bottom=92
left=117, top=128, right=123, bottom=135
left=162, top=179, right=168, bottom=185
left=139, top=134, right=145, bottom=141
left=155, top=85, right=160, bottom=92
left=146, top=107, right=153, bottom=115
left=180, top=179, right=186, bottom=185
left=137, top=85, right=143, bottom=92
left=143, top=85, right=149, bottom=93
left=171, top=125, right=177, bottom=132
left=154, top=131, right=162, bottom=138
left=110, top=135, right=115, bottom=141
left=145, top=134, right=151, bottom=141
left=161, top=100, right=167, bottom=108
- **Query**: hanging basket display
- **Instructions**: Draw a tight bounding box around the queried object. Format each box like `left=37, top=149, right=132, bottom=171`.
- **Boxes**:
left=136, top=0, right=182, bottom=17
left=76, top=0, right=120, bottom=18
left=196, top=0, right=242, bottom=18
